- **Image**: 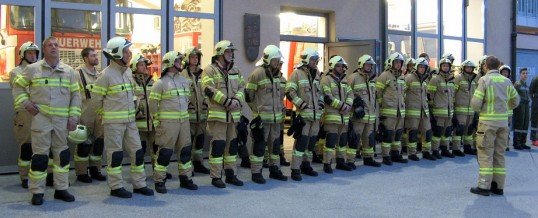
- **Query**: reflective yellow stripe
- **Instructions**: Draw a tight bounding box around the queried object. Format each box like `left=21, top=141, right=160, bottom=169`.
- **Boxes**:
left=29, top=170, right=47, bottom=179
left=37, top=104, right=70, bottom=117
left=107, top=166, right=122, bottom=175
left=53, top=164, right=70, bottom=173
left=102, top=110, right=136, bottom=120
left=108, top=83, right=133, bottom=94
left=154, top=164, right=167, bottom=172
left=224, top=155, right=237, bottom=163
left=270, top=154, right=279, bottom=160
left=74, top=155, right=89, bottom=162
left=209, top=157, right=223, bottom=165
left=292, top=150, right=304, bottom=157
left=178, top=161, right=193, bottom=170
left=157, top=111, right=189, bottom=120
left=323, top=146, right=335, bottom=152
left=92, top=85, right=107, bottom=95
left=249, top=155, right=264, bottom=163
left=31, top=78, right=70, bottom=88
left=131, top=164, right=145, bottom=173
left=18, top=159, right=30, bottom=167
left=89, top=155, right=102, bottom=161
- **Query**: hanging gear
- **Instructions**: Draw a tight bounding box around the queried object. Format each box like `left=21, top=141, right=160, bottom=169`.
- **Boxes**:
left=68, top=125, right=89, bottom=144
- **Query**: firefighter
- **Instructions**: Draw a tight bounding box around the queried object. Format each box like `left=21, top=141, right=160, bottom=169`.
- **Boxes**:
left=319, top=55, right=354, bottom=173
left=347, top=54, right=382, bottom=167
left=428, top=58, right=456, bottom=159
left=149, top=51, right=198, bottom=193
left=530, top=71, right=538, bottom=146
left=499, top=65, right=514, bottom=151
left=453, top=60, right=479, bottom=156
left=470, top=56, right=520, bottom=196
left=181, top=47, right=211, bottom=174
left=9, top=41, right=40, bottom=189
left=13, top=36, right=81, bottom=205
left=201, top=40, right=246, bottom=188
left=278, top=59, right=291, bottom=166
left=404, top=57, right=436, bottom=161
left=74, top=47, right=107, bottom=183
left=400, top=58, right=416, bottom=154
left=376, top=52, right=408, bottom=165
left=513, top=68, right=531, bottom=150
left=285, top=48, right=323, bottom=181
left=245, top=45, right=288, bottom=183
left=89, top=36, right=154, bottom=198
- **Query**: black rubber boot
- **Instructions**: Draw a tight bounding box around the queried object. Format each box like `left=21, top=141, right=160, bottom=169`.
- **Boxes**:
left=363, top=157, right=381, bottom=167
left=452, top=150, right=465, bottom=157
left=312, top=152, right=323, bottom=164
left=133, top=186, right=154, bottom=196
left=31, top=193, right=44, bottom=205
left=291, top=169, right=302, bottom=181
left=463, top=145, right=477, bottom=155
left=179, top=175, right=198, bottom=190
left=46, top=173, right=53, bottom=187
left=335, top=158, right=353, bottom=171
left=155, top=182, right=167, bottom=194
left=390, top=150, right=408, bottom=163
left=269, top=166, right=288, bottom=181
left=279, top=153, right=291, bottom=166
left=211, top=178, right=226, bottom=188
left=346, top=162, right=357, bottom=170
left=251, top=173, right=266, bottom=184
left=300, top=161, right=318, bottom=177
left=408, top=154, right=420, bottom=161
left=382, top=156, right=393, bottom=166
left=440, top=146, right=455, bottom=158
left=89, top=166, right=107, bottom=181
left=433, top=150, right=442, bottom=159
left=21, top=179, right=28, bottom=189
left=110, top=187, right=133, bottom=198
left=193, top=161, right=210, bottom=174
left=422, top=152, right=437, bottom=161
left=513, top=144, right=523, bottom=150
left=77, top=174, right=92, bottom=183
left=323, top=164, right=333, bottom=174
left=490, top=181, right=504, bottom=195
left=54, top=190, right=75, bottom=202
left=240, top=158, right=251, bottom=169
left=224, top=169, right=244, bottom=186
left=470, top=187, right=490, bottom=196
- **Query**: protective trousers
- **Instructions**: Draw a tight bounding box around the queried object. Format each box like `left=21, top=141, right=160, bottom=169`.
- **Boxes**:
left=139, top=130, right=156, bottom=166
left=453, top=114, right=474, bottom=151
left=190, top=121, right=207, bottom=162
left=381, top=116, right=404, bottom=157
left=476, top=122, right=508, bottom=189
left=13, top=110, right=33, bottom=181
left=351, top=122, right=374, bottom=161
left=432, top=117, right=452, bottom=151
left=513, top=103, right=530, bottom=146
left=531, top=101, right=538, bottom=141
left=207, top=121, right=239, bottom=179
left=75, top=115, right=104, bottom=175
left=28, top=114, right=70, bottom=194
left=104, top=122, right=147, bottom=190
left=405, top=114, right=432, bottom=154
left=323, top=124, right=348, bottom=164
left=250, top=123, right=281, bottom=174
left=154, top=121, right=193, bottom=183
left=291, top=120, right=320, bottom=170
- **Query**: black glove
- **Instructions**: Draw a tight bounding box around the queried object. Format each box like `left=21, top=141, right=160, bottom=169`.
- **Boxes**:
left=287, top=114, right=306, bottom=139
left=250, top=116, right=265, bottom=143
left=353, top=96, right=366, bottom=119
left=347, top=122, right=358, bottom=147
left=451, top=114, right=458, bottom=127
left=237, top=116, right=250, bottom=146
left=376, top=122, right=385, bottom=143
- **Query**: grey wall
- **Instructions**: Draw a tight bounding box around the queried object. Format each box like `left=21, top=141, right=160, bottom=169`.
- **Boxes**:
left=0, top=84, right=19, bottom=173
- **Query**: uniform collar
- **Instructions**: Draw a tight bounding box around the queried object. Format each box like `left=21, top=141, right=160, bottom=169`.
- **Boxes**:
left=40, top=59, right=66, bottom=72
left=109, top=60, right=129, bottom=73
left=81, top=65, right=98, bottom=76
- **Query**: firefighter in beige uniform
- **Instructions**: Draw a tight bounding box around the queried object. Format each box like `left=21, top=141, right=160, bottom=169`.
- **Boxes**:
left=347, top=55, right=382, bottom=167
left=376, top=52, right=408, bottom=165
left=89, top=37, right=154, bottom=198
left=150, top=51, right=198, bottom=193
left=452, top=60, right=479, bottom=156
left=470, top=56, right=520, bottom=196
left=245, top=45, right=289, bottom=184
left=9, top=42, right=40, bottom=189
left=427, top=58, right=456, bottom=159
left=181, top=47, right=211, bottom=174
left=13, top=37, right=81, bottom=205
left=404, top=57, right=436, bottom=161
left=74, top=47, right=107, bottom=183
left=201, top=40, right=246, bottom=188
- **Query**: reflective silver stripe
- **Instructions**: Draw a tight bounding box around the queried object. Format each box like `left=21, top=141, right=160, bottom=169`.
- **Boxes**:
left=513, top=129, right=528, bottom=133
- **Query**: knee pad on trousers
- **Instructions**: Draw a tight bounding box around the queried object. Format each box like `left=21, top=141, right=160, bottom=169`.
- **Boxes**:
left=339, top=133, right=348, bottom=148
left=382, top=130, right=395, bottom=143
left=455, top=124, right=465, bottom=136
left=252, top=140, right=265, bottom=157
left=368, top=132, right=376, bottom=148
left=425, top=129, right=433, bottom=141
left=211, top=140, right=226, bottom=157
left=135, top=148, right=144, bottom=166
left=395, top=129, right=404, bottom=141
left=180, top=146, right=192, bottom=163
left=31, top=154, right=49, bottom=172
left=229, top=138, right=239, bottom=156
left=433, top=126, right=443, bottom=137
left=93, top=138, right=104, bottom=156
left=318, top=126, right=327, bottom=139
left=195, top=134, right=205, bottom=150
left=444, top=126, right=453, bottom=138
left=408, top=129, right=419, bottom=143
left=20, top=143, right=33, bottom=161
left=325, top=133, right=338, bottom=149
left=77, top=143, right=92, bottom=157
left=140, top=141, right=147, bottom=156
left=59, top=149, right=70, bottom=167
left=295, top=135, right=308, bottom=152
left=157, top=148, right=173, bottom=166
left=272, top=138, right=281, bottom=155
left=308, top=136, right=318, bottom=151
left=111, top=151, right=124, bottom=168
left=348, top=137, right=359, bottom=149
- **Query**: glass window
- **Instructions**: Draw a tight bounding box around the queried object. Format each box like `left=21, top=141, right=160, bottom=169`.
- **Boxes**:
left=116, top=0, right=160, bottom=10
left=117, top=13, right=161, bottom=76
left=466, top=41, right=484, bottom=64
left=387, top=0, right=411, bottom=31
left=466, top=0, right=484, bottom=39
left=279, top=12, right=327, bottom=37
left=174, top=17, right=214, bottom=71
left=174, top=0, right=214, bottom=14
left=417, top=37, right=438, bottom=68
left=52, top=9, right=102, bottom=71
left=442, top=0, right=463, bottom=37
left=53, top=0, right=101, bottom=4
left=388, top=34, right=412, bottom=59
left=417, top=0, right=438, bottom=34
left=443, top=39, right=462, bottom=65
left=0, top=5, right=35, bottom=83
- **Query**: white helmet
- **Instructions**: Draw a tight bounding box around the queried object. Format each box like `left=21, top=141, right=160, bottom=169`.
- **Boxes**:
left=405, top=58, right=416, bottom=67
left=438, top=58, right=452, bottom=73
left=103, top=37, right=132, bottom=60
left=162, top=51, right=184, bottom=71
left=414, top=57, right=429, bottom=71
left=68, top=125, right=89, bottom=144
left=262, top=45, right=282, bottom=65
left=478, top=55, right=488, bottom=67
left=214, top=40, right=236, bottom=56
left=300, top=48, right=320, bottom=64
left=328, top=55, right=347, bottom=71
left=130, top=53, right=152, bottom=72
left=387, top=52, right=404, bottom=69
left=460, top=59, right=477, bottom=73
left=441, top=53, right=455, bottom=64
left=499, top=65, right=511, bottom=75
left=357, top=55, right=376, bottom=70
left=184, top=47, right=203, bottom=66
left=19, top=41, right=40, bottom=60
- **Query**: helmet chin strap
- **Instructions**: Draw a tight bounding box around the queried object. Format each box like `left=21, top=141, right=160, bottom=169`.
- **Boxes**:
left=174, top=65, right=182, bottom=72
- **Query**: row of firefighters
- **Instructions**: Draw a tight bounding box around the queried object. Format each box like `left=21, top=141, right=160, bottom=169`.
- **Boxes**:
left=8, top=36, right=537, bottom=205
